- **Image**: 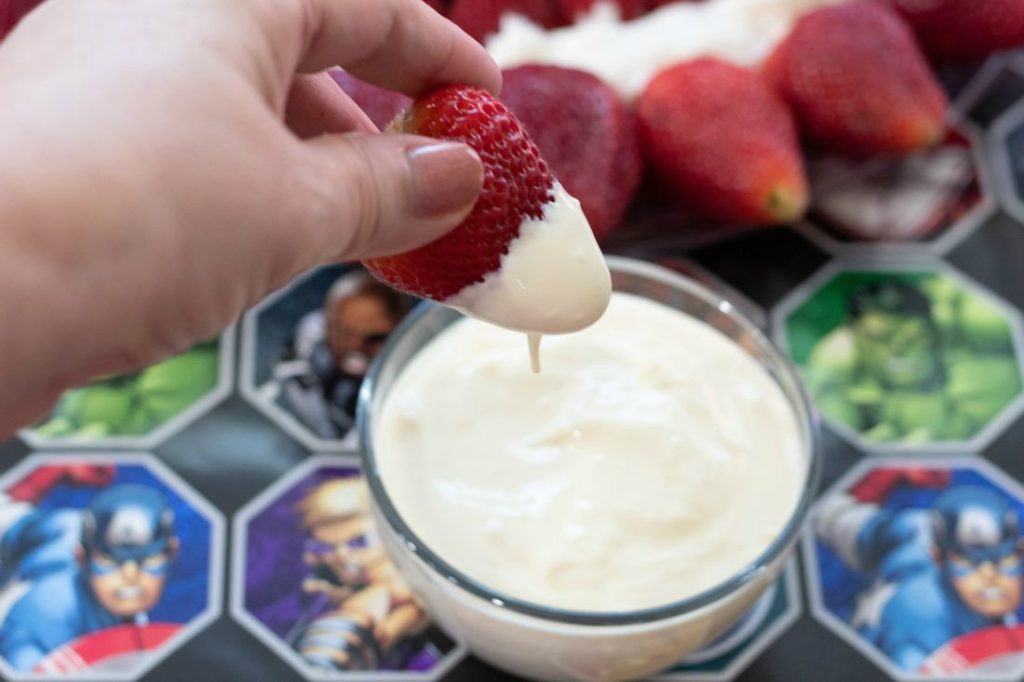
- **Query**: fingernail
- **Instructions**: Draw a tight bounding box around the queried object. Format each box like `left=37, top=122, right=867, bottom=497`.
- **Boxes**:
left=407, top=142, right=483, bottom=217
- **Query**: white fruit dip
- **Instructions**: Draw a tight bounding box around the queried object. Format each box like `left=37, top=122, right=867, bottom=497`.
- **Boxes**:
left=375, top=291, right=804, bottom=611
left=445, top=182, right=611, bottom=340
left=486, top=0, right=844, bottom=101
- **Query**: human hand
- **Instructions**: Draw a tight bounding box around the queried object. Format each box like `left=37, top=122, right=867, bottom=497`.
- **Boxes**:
left=0, top=0, right=497, bottom=434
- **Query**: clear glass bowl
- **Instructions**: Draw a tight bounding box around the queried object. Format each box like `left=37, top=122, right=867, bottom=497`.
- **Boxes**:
left=358, top=256, right=821, bottom=682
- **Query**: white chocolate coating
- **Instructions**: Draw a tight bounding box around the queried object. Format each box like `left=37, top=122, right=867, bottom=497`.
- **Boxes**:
left=445, top=182, right=611, bottom=336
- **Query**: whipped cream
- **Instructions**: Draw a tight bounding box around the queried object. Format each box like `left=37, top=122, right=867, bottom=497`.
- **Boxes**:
left=486, top=0, right=843, bottom=101
left=376, top=292, right=804, bottom=611
left=446, top=182, right=612, bottom=337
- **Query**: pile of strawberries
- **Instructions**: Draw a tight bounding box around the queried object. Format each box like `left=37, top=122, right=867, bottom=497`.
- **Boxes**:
left=437, top=0, right=680, bottom=42
left=412, top=0, right=1024, bottom=237
left=5, top=0, right=1020, bottom=247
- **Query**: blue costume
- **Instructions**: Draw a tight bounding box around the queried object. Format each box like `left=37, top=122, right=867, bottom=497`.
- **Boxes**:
left=0, top=485, right=175, bottom=672
left=819, top=485, right=1022, bottom=672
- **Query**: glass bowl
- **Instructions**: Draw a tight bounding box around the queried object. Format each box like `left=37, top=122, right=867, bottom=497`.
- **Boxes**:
left=357, top=256, right=821, bottom=682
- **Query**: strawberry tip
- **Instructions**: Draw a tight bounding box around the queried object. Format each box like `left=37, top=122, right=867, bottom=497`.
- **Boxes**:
left=765, top=183, right=809, bottom=225
left=911, top=117, right=947, bottom=151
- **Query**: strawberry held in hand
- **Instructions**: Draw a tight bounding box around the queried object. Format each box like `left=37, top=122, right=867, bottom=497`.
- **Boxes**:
left=766, top=0, right=947, bottom=156
left=364, top=85, right=611, bottom=335
left=636, top=58, right=808, bottom=226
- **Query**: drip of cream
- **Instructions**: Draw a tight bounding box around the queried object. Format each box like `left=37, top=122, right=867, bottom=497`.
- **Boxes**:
left=528, top=333, right=542, bottom=374
left=445, top=182, right=612, bottom=370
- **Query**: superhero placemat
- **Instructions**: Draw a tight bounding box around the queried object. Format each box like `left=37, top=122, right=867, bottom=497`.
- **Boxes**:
left=240, top=266, right=415, bottom=452
left=804, top=459, right=1024, bottom=679
left=991, top=96, right=1024, bottom=224
left=2, top=47, right=1024, bottom=682
left=654, top=561, right=801, bottom=682
left=19, top=332, right=235, bottom=451
left=802, top=129, right=988, bottom=251
left=232, top=458, right=463, bottom=681
left=0, top=455, right=223, bottom=681
left=775, top=262, right=1024, bottom=452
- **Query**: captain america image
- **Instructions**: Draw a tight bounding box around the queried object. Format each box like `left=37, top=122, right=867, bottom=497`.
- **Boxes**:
left=814, top=467, right=1024, bottom=675
left=0, top=462, right=213, bottom=677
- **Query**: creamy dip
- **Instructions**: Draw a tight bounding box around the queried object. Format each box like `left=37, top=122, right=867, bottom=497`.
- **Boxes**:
left=376, top=291, right=804, bottom=611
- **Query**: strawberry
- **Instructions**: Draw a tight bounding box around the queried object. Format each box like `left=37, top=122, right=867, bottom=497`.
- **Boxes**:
left=363, top=86, right=556, bottom=302
left=500, top=65, right=641, bottom=239
left=765, top=0, right=947, bottom=156
left=422, top=0, right=446, bottom=13
left=636, top=58, right=808, bottom=226
left=329, top=70, right=411, bottom=132
left=888, top=0, right=1024, bottom=62
left=558, top=0, right=648, bottom=21
left=448, top=0, right=563, bottom=43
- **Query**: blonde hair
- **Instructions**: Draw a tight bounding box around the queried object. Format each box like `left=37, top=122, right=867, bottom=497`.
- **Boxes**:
left=297, top=477, right=369, bottom=529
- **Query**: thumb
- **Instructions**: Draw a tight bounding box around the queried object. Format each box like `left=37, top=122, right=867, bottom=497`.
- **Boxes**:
left=297, top=132, right=483, bottom=261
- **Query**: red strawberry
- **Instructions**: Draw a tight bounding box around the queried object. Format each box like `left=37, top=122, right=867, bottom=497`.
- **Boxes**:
left=888, top=0, right=1024, bottom=62
left=448, top=0, right=563, bottom=43
left=500, top=65, right=641, bottom=239
left=558, top=0, right=647, bottom=21
left=636, top=58, right=808, bottom=226
left=765, top=0, right=947, bottom=156
left=363, top=86, right=556, bottom=302
left=329, top=70, right=411, bottom=132
left=422, top=0, right=446, bottom=13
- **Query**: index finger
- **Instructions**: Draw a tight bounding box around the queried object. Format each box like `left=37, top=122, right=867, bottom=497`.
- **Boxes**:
left=293, top=0, right=501, bottom=97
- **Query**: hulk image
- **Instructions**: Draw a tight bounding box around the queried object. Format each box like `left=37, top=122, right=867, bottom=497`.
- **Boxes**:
left=797, top=274, right=1022, bottom=444
left=32, top=342, right=219, bottom=439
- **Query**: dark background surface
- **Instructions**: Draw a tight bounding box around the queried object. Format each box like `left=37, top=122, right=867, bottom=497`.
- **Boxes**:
left=3, top=56, right=1024, bottom=682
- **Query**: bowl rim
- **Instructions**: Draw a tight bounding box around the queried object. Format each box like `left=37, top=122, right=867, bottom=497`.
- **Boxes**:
left=357, top=255, right=822, bottom=627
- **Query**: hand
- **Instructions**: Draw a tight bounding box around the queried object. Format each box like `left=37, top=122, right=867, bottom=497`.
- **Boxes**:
left=0, top=0, right=497, bottom=435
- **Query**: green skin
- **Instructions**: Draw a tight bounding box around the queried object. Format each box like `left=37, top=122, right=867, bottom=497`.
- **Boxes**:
left=33, top=344, right=218, bottom=438
left=805, top=281, right=1022, bottom=444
